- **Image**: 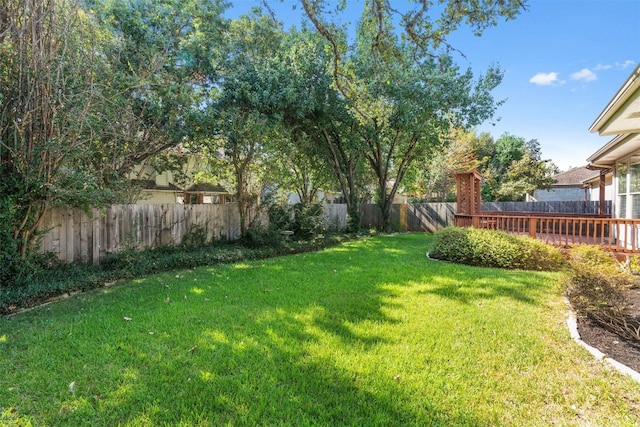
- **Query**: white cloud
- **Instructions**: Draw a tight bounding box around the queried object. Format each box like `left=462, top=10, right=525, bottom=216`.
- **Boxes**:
left=594, top=60, right=635, bottom=71
left=529, top=72, right=560, bottom=86
left=593, top=63, right=612, bottom=71
left=617, top=60, right=635, bottom=69
left=571, top=68, right=597, bottom=82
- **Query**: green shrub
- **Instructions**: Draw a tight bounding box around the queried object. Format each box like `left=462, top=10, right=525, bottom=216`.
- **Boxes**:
left=292, top=202, right=326, bottom=239
left=565, top=243, right=621, bottom=269
left=0, top=197, right=39, bottom=287
left=565, top=245, right=640, bottom=342
left=241, top=223, right=285, bottom=248
left=429, top=226, right=565, bottom=271
left=268, top=203, right=293, bottom=232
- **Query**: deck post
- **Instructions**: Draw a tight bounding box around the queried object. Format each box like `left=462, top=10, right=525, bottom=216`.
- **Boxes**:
left=599, top=171, right=606, bottom=216
left=529, top=217, right=537, bottom=238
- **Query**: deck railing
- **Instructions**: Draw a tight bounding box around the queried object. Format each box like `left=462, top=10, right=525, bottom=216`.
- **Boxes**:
left=455, top=212, right=640, bottom=254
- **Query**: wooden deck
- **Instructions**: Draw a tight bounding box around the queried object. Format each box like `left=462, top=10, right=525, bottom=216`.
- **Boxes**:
left=455, top=213, right=640, bottom=254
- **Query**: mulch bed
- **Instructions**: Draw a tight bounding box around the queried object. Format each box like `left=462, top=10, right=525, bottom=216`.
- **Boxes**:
left=576, top=287, right=640, bottom=373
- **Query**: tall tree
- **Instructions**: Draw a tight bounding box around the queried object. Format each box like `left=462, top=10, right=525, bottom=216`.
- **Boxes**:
left=296, top=0, right=525, bottom=231
left=266, top=30, right=338, bottom=205
left=203, top=11, right=285, bottom=234
left=302, top=8, right=502, bottom=231
left=0, top=0, right=120, bottom=257
left=0, top=0, right=228, bottom=269
left=271, top=30, right=372, bottom=230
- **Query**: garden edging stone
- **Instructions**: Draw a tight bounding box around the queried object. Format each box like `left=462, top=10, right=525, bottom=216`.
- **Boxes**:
left=566, top=301, right=640, bottom=384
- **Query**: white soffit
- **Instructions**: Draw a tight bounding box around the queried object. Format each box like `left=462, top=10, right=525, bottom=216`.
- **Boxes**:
left=588, top=133, right=640, bottom=167
left=590, top=65, right=640, bottom=135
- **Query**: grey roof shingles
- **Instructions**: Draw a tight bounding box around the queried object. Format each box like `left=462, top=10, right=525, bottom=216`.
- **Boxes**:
left=552, top=166, right=600, bottom=186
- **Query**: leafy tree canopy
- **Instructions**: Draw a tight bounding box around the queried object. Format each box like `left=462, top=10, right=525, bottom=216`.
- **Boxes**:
left=479, top=133, right=558, bottom=201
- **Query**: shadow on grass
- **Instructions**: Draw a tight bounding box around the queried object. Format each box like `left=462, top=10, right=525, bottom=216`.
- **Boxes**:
left=422, top=257, right=557, bottom=306
left=87, top=309, right=483, bottom=426
left=1, top=234, right=492, bottom=426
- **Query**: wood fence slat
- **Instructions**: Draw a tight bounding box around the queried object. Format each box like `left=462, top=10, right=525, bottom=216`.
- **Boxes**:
left=69, top=210, right=76, bottom=261
left=91, top=209, right=100, bottom=265
left=75, top=210, right=85, bottom=262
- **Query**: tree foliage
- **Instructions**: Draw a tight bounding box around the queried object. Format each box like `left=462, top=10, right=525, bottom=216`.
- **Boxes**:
left=406, top=128, right=481, bottom=202
left=199, top=11, right=286, bottom=234
left=300, top=0, right=527, bottom=99
left=479, top=133, right=558, bottom=201
left=84, top=0, right=228, bottom=182
left=268, top=29, right=372, bottom=230
left=267, top=30, right=337, bottom=205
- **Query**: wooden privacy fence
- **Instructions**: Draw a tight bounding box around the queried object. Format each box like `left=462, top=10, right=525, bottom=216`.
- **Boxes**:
left=38, top=200, right=609, bottom=264
left=39, top=204, right=241, bottom=264
left=38, top=202, right=455, bottom=264
left=359, top=203, right=457, bottom=232
left=357, top=201, right=603, bottom=232
left=39, top=204, right=348, bottom=265
left=481, top=200, right=612, bottom=215
left=322, top=204, right=348, bottom=230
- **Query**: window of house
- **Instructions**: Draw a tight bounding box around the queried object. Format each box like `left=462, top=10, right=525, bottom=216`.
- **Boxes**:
left=616, top=161, right=640, bottom=218
left=618, top=162, right=628, bottom=194
left=188, top=193, right=199, bottom=204
left=620, top=194, right=628, bottom=218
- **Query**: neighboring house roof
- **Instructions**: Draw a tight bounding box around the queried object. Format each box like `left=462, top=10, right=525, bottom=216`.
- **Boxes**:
left=131, top=179, right=181, bottom=191
left=186, top=183, right=229, bottom=193
left=131, top=179, right=230, bottom=194
left=588, top=64, right=640, bottom=167
left=551, top=166, right=600, bottom=187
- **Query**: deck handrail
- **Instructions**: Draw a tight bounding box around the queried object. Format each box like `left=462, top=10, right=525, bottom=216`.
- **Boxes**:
left=455, top=214, right=640, bottom=254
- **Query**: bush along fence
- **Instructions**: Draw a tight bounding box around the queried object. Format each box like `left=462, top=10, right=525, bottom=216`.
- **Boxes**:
left=37, top=200, right=607, bottom=265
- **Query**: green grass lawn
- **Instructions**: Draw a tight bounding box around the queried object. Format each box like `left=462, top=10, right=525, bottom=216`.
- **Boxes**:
left=1, top=234, right=639, bottom=426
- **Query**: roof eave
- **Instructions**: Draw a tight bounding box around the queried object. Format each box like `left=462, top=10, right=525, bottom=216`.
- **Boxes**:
left=589, top=64, right=640, bottom=134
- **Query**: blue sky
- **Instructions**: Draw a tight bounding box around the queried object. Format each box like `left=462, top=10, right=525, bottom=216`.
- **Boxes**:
left=227, top=0, right=639, bottom=171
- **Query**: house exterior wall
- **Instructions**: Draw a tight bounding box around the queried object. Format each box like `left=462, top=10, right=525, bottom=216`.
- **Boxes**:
left=532, top=187, right=588, bottom=202
left=127, top=154, right=231, bottom=204
left=155, top=171, right=170, bottom=187
left=587, top=185, right=612, bottom=203
left=588, top=65, right=640, bottom=221
left=138, top=190, right=180, bottom=204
